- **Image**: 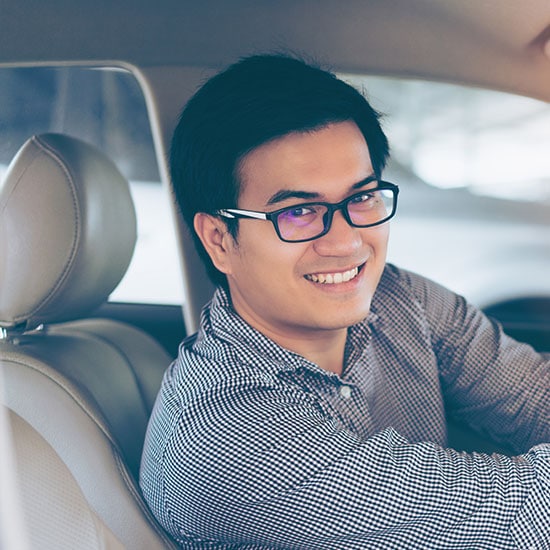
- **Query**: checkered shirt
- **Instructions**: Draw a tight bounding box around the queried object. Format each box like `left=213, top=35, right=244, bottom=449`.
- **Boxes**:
left=140, top=264, right=550, bottom=549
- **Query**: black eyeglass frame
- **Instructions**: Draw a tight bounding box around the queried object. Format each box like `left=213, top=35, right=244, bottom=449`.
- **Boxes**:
left=214, top=181, right=399, bottom=243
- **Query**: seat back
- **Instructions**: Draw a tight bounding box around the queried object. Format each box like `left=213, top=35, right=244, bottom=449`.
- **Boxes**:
left=0, top=134, right=177, bottom=549
left=6, top=408, right=125, bottom=549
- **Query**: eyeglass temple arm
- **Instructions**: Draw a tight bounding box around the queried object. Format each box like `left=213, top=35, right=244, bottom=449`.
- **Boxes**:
left=215, top=209, right=268, bottom=220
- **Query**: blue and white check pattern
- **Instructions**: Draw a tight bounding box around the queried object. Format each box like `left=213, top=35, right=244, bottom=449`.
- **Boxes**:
left=141, top=264, right=549, bottom=548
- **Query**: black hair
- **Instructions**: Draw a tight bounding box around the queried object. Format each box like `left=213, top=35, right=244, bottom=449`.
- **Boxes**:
left=170, top=53, right=389, bottom=286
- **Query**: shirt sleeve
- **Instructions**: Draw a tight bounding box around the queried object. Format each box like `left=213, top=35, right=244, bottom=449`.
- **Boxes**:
left=402, top=269, right=549, bottom=454
left=161, top=374, right=550, bottom=549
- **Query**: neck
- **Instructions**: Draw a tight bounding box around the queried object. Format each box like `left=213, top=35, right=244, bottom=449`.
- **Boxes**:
left=260, top=324, right=348, bottom=376
left=301, top=332, right=347, bottom=376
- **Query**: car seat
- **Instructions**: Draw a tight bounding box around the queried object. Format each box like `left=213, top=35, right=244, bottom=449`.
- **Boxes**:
left=0, top=133, right=177, bottom=549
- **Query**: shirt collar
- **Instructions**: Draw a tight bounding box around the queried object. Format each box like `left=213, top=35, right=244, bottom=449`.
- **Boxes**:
left=203, top=286, right=309, bottom=374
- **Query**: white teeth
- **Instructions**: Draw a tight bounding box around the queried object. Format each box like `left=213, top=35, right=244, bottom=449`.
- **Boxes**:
left=306, top=266, right=359, bottom=284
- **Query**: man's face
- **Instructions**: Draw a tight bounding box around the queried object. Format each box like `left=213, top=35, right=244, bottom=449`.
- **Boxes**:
left=203, top=120, right=390, bottom=347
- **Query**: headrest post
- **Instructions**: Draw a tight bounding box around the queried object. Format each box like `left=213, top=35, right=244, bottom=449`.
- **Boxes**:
left=0, top=321, right=34, bottom=343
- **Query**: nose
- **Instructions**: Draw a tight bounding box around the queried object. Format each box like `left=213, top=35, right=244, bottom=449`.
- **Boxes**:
left=312, top=209, right=362, bottom=256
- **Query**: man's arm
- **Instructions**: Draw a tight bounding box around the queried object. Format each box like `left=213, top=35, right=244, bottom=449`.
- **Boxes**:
left=403, top=269, right=549, bottom=453
left=159, top=376, right=549, bottom=549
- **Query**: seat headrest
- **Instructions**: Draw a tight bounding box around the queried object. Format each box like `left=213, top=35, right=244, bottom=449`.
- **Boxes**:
left=0, top=134, right=137, bottom=330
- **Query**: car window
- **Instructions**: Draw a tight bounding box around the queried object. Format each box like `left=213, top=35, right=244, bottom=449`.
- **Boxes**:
left=342, top=75, right=550, bottom=307
left=4, top=68, right=547, bottom=309
left=344, top=76, right=549, bottom=201
left=0, top=66, right=183, bottom=305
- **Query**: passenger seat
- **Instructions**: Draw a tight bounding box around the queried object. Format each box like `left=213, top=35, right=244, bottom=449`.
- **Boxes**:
left=0, top=133, right=177, bottom=549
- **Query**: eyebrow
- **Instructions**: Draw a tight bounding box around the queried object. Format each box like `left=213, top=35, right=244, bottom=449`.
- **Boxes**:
left=266, top=174, right=378, bottom=206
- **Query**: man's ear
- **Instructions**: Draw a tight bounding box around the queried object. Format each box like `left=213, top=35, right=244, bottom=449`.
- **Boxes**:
left=193, top=213, right=234, bottom=275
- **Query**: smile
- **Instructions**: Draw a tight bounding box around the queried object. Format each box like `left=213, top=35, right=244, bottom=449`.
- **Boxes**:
left=305, top=266, right=360, bottom=284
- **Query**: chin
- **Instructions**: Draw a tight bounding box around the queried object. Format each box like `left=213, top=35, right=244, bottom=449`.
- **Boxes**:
left=312, top=304, right=372, bottom=330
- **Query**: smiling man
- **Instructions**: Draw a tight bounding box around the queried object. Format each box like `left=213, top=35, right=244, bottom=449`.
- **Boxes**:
left=140, top=55, right=549, bottom=548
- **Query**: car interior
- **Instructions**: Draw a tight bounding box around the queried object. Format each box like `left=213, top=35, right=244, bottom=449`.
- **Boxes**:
left=0, top=1, right=549, bottom=548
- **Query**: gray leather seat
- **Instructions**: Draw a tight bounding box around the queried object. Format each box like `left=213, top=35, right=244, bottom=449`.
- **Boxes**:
left=0, top=133, right=177, bottom=549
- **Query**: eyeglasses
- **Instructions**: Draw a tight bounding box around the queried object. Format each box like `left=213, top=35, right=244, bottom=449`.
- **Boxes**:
left=214, top=181, right=399, bottom=243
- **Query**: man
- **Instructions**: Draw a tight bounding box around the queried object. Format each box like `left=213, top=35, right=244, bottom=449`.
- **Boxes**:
left=140, top=54, right=549, bottom=548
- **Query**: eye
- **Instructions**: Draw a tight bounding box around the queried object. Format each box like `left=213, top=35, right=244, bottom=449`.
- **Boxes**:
left=285, top=205, right=318, bottom=219
left=350, top=192, right=375, bottom=204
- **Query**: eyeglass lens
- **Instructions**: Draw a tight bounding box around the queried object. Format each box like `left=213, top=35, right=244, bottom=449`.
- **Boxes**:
left=276, top=189, right=395, bottom=241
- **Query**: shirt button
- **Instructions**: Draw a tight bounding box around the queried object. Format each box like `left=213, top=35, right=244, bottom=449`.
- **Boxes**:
left=339, top=385, right=352, bottom=399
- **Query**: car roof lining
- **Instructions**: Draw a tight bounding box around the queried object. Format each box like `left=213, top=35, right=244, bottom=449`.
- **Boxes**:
left=1, top=0, right=549, bottom=101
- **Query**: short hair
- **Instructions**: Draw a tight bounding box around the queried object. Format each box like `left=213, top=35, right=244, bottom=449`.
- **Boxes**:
left=170, top=53, right=390, bottom=287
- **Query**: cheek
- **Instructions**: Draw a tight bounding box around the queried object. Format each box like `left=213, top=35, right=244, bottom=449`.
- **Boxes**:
left=231, top=226, right=305, bottom=277
left=369, top=223, right=390, bottom=252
